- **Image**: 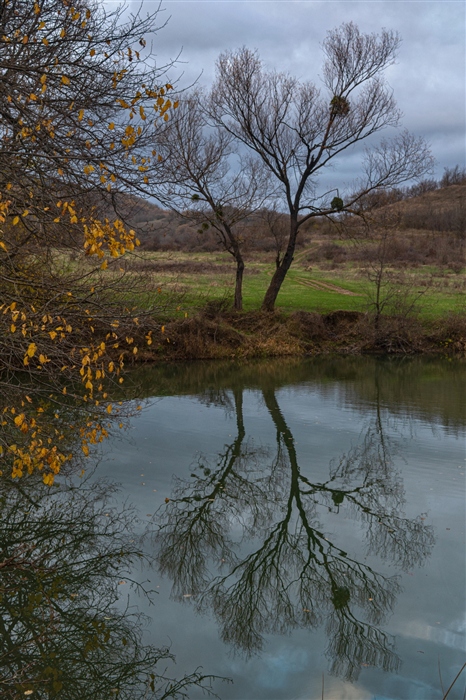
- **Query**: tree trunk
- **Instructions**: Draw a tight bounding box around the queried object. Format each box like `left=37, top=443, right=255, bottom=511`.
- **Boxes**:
left=234, top=256, right=244, bottom=310
left=261, top=218, right=298, bottom=312
left=221, top=221, right=244, bottom=311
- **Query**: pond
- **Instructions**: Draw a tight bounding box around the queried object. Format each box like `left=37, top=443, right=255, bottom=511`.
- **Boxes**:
left=1, top=356, right=464, bottom=699
left=98, top=356, right=465, bottom=700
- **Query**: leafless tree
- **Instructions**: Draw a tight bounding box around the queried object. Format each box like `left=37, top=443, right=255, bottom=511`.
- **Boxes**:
left=155, top=90, right=270, bottom=309
left=440, top=165, right=466, bottom=188
left=209, top=23, right=434, bottom=310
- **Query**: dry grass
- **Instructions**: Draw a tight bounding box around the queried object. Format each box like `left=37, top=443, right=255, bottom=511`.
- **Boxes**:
left=132, top=307, right=466, bottom=363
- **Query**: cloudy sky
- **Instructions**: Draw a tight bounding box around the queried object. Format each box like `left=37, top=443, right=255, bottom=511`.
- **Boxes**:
left=120, top=0, right=465, bottom=186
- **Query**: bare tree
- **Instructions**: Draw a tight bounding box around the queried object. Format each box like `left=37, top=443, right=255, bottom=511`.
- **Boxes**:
left=155, top=90, right=270, bottom=309
left=209, top=23, right=434, bottom=311
left=440, top=165, right=466, bottom=187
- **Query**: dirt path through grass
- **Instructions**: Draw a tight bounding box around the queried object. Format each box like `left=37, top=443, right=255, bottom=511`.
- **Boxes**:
left=295, top=276, right=361, bottom=296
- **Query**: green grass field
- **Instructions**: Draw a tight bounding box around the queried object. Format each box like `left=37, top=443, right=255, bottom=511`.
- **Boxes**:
left=123, top=250, right=465, bottom=320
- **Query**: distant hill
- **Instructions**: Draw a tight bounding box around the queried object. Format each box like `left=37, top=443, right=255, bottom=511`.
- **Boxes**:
left=389, top=183, right=465, bottom=234
left=112, top=183, right=465, bottom=253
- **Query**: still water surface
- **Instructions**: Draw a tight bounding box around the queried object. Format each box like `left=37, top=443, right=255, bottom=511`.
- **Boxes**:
left=98, top=356, right=466, bottom=700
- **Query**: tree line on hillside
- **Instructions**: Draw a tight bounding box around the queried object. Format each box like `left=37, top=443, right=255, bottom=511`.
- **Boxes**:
left=353, top=164, right=466, bottom=209
left=119, top=164, right=465, bottom=255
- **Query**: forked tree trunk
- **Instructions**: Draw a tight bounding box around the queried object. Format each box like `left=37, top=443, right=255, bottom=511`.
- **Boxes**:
left=261, top=218, right=299, bottom=312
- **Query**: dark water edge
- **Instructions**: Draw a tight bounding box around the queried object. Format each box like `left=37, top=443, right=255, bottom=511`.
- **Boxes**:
left=128, top=354, right=466, bottom=430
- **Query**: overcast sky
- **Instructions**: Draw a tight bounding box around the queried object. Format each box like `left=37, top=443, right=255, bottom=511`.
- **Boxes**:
left=120, top=0, right=465, bottom=187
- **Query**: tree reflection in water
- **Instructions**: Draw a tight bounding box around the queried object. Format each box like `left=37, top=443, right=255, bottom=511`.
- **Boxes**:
left=155, top=381, right=435, bottom=682
left=0, top=476, right=220, bottom=699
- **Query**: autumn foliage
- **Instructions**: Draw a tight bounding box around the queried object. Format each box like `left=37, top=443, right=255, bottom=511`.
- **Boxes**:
left=0, top=0, right=175, bottom=483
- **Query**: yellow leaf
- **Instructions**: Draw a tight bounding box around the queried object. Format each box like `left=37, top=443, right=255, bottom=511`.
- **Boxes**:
left=82, top=444, right=89, bottom=456
left=12, top=216, right=19, bottom=225
left=100, top=260, right=108, bottom=270
left=29, top=93, right=37, bottom=101
left=106, top=404, right=112, bottom=414
left=108, top=122, right=115, bottom=130
left=42, top=38, right=49, bottom=45
left=14, top=414, right=25, bottom=427
left=26, top=342, right=37, bottom=358
left=61, top=75, right=70, bottom=85
left=60, top=28, right=66, bottom=38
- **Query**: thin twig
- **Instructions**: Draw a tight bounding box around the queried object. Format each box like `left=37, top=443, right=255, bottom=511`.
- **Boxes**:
left=443, top=662, right=466, bottom=700
left=439, top=655, right=445, bottom=696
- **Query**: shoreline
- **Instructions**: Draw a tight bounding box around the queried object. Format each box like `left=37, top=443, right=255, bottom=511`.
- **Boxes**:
left=130, top=309, right=466, bottom=363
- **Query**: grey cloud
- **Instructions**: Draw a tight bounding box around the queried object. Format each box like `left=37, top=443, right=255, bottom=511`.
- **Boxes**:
left=129, top=0, right=465, bottom=179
